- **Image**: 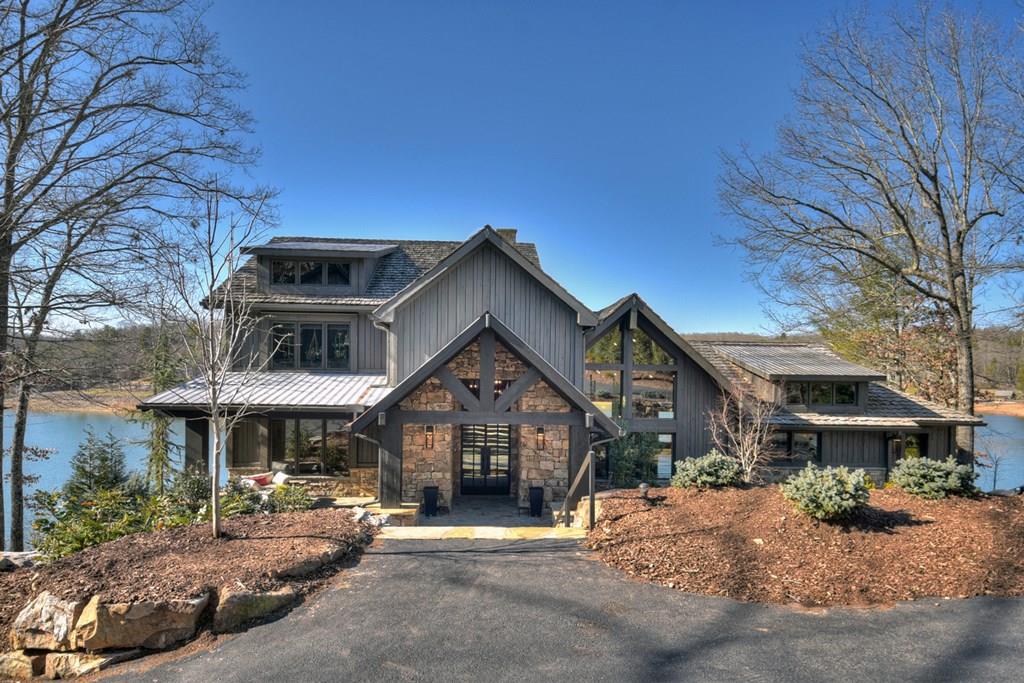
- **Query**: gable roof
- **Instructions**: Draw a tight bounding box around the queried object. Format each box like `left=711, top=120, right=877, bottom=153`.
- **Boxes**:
left=371, top=227, right=598, bottom=326
left=350, top=311, right=622, bottom=436
left=687, top=339, right=983, bottom=428
left=589, top=293, right=733, bottom=389
left=224, top=234, right=542, bottom=307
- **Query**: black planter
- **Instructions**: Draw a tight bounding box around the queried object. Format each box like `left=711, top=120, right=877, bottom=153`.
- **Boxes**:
left=528, top=486, right=544, bottom=517
left=423, top=486, right=439, bottom=517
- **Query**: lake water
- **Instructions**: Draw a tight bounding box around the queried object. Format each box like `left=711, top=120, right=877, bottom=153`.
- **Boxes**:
left=2, top=409, right=1024, bottom=545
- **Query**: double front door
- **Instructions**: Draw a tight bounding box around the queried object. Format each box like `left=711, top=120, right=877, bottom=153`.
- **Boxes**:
left=460, top=424, right=511, bottom=494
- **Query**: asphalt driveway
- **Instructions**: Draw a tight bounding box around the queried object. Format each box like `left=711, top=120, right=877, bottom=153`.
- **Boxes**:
left=108, top=539, right=1024, bottom=682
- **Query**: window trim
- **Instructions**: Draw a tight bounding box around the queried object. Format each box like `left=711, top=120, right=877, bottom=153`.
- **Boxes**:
left=269, top=319, right=354, bottom=372
left=770, top=430, right=823, bottom=466
left=268, top=258, right=353, bottom=287
left=271, top=416, right=358, bottom=476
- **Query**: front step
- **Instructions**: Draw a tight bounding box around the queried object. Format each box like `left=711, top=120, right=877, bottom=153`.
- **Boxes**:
left=377, top=526, right=587, bottom=540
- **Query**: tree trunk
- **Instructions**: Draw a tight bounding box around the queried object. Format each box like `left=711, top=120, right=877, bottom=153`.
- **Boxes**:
left=0, top=234, right=10, bottom=551
left=954, top=325, right=976, bottom=458
left=9, top=378, right=31, bottom=550
left=210, top=416, right=221, bottom=539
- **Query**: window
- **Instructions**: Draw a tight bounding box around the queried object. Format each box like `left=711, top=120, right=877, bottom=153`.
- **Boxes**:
left=810, top=382, right=833, bottom=405
left=585, top=369, right=622, bottom=419
left=299, top=261, right=323, bottom=285
left=904, top=433, right=928, bottom=459
left=784, top=382, right=807, bottom=405
left=785, top=381, right=859, bottom=406
left=769, top=431, right=822, bottom=464
left=586, top=326, right=622, bottom=364
left=269, top=260, right=351, bottom=287
left=632, top=328, right=675, bottom=366
left=834, top=382, right=857, bottom=405
left=299, top=324, right=323, bottom=368
left=326, top=262, right=351, bottom=285
left=632, top=370, right=674, bottom=418
left=270, top=322, right=351, bottom=371
left=271, top=323, right=296, bottom=370
left=271, top=417, right=355, bottom=476
left=271, top=260, right=295, bottom=284
left=326, top=324, right=351, bottom=369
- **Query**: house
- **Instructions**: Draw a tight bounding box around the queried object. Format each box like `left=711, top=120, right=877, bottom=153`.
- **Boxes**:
left=140, top=226, right=983, bottom=512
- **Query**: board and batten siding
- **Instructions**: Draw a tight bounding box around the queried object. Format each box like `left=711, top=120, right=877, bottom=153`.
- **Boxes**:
left=674, top=351, right=722, bottom=459
left=390, top=242, right=585, bottom=385
left=357, top=314, right=387, bottom=372
left=821, top=431, right=885, bottom=468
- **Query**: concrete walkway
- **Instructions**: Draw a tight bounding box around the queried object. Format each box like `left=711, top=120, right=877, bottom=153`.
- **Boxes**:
left=106, top=539, right=1024, bottom=682
left=377, top=525, right=585, bottom=540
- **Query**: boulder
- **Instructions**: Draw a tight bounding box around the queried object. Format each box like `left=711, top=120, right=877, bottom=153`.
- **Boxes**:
left=10, top=591, right=87, bottom=652
left=0, top=650, right=46, bottom=679
left=70, top=593, right=209, bottom=651
left=212, top=586, right=298, bottom=633
left=0, top=551, right=39, bottom=572
left=44, top=649, right=142, bottom=679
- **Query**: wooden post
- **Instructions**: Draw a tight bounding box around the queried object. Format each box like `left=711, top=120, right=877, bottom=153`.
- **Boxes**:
left=379, top=415, right=402, bottom=507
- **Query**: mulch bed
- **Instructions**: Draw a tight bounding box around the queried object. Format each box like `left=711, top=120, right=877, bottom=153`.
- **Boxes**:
left=586, top=486, right=1024, bottom=607
left=0, top=508, right=372, bottom=645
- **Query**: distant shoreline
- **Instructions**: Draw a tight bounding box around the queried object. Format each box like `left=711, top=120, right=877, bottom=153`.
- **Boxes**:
left=976, top=401, right=1024, bottom=418
left=28, top=387, right=146, bottom=416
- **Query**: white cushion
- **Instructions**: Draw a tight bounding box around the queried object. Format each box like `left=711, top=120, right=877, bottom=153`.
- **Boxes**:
left=271, top=471, right=292, bottom=485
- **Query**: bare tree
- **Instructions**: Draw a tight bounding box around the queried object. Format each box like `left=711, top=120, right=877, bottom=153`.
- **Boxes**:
left=158, top=183, right=274, bottom=538
left=0, top=0, right=255, bottom=549
left=719, top=4, right=1024, bottom=455
left=707, top=389, right=780, bottom=483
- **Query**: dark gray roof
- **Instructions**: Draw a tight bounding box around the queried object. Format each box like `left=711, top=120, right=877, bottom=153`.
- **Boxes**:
left=228, top=235, right=541, bottom=307
left=242, top=240, right=399, bottom=257
left=709, top=342, right=885, bottom=381
left=687, top=339, right=983, bottom=428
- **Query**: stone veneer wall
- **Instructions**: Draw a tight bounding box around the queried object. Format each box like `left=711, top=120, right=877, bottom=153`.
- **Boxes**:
left=399, top=376, right=456, bottom=506
left=395, top=339, right=577, bottom=509
left=516, top=380, right=570, bottom=507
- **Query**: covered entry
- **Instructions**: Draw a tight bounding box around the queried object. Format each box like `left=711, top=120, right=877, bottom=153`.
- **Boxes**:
left=460, top=424, right=512, bottom=494
left=350, top=312, right=622, bottom=510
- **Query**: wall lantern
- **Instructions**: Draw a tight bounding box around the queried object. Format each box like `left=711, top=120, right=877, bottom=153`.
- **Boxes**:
left=537, top=426, right=546, bottom=450
left=425, top=425, right=434, bottom=449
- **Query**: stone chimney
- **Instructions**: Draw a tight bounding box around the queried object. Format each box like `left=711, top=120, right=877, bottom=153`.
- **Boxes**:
left=495, top=227, right=518, bottom=243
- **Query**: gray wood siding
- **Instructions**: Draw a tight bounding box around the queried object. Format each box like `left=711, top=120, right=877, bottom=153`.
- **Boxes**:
left=674, top=352, right=722, bottom=459
left=357, top=313, right=387, bottom=372
left=390, top=243, right=584, bottom=385
left=821, top=431, right=886, bottom=468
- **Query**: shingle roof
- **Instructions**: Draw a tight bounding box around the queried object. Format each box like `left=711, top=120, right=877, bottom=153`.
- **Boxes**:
left=687, top=339, right=983, bottom=428
left=229, top=235, right=542, bottom=307
left=140, top=372, right=392, bottom=411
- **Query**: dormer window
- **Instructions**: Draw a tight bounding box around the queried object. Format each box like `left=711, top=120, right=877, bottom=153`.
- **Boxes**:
left=271, top=259, right=351, bottom=287
left=784, top=381, right=858, bottom=406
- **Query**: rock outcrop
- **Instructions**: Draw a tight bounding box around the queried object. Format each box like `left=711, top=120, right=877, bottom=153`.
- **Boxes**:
left=44, top=649, right=142, bottom=679
left=213, top=586, right=298, bottom=633
left=70, top=593, right=210, bottom=651
left=0, top=650, right=46, bottom=679
left=9, top=592, right=86, bottom=652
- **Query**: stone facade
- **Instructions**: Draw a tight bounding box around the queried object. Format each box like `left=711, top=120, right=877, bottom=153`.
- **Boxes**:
left=517, top=379, right=570, bottom=506
left=399, top=376, right=457, bottom=506
left=396, top=339, right=576, bottom=510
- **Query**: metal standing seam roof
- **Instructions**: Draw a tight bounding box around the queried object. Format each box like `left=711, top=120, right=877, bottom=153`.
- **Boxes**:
left=710, top=342, right=886, bottom=380
left=140, top=372, right=392, bottom=410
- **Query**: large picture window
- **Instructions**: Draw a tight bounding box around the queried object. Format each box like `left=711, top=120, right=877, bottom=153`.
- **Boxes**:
left=632, top=370, right=674, bottom=418
left=270, top=259, right=351, bottom=287
left=769, top=431, right=822, bottom=465
left=270, top=321, right=351, bottom=371
left=271, top=417, right=354, bottom=476
left=585, top=369, right=622, bottom=418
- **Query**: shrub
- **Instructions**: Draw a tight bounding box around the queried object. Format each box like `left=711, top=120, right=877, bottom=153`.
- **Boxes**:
left=32, top=488, right=152, bottom=561
left=780, top=463, right=871, bottom=521
left=170, top=469, right=210, bottom=516
left=219, top=478, right=263, bottom=517
left=64, top=430, right=128, bottom=499
left=889, top=456, right=978, bottom=499
left=267, top=484, right=315, bottom=513
left=671, top=450, right=742, bottom=488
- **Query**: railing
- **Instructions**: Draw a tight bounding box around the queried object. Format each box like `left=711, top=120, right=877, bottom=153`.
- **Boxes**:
left=562, top=450, right=596, bottom=529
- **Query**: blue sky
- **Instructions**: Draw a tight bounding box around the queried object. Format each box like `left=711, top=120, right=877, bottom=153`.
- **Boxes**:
left=204, top=0, right=1021, bottom=333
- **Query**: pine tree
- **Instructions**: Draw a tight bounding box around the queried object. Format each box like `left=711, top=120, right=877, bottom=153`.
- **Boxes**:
left=64, top=430, right=128, bottom=499
left=143, top=325, right=181, bottom=495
